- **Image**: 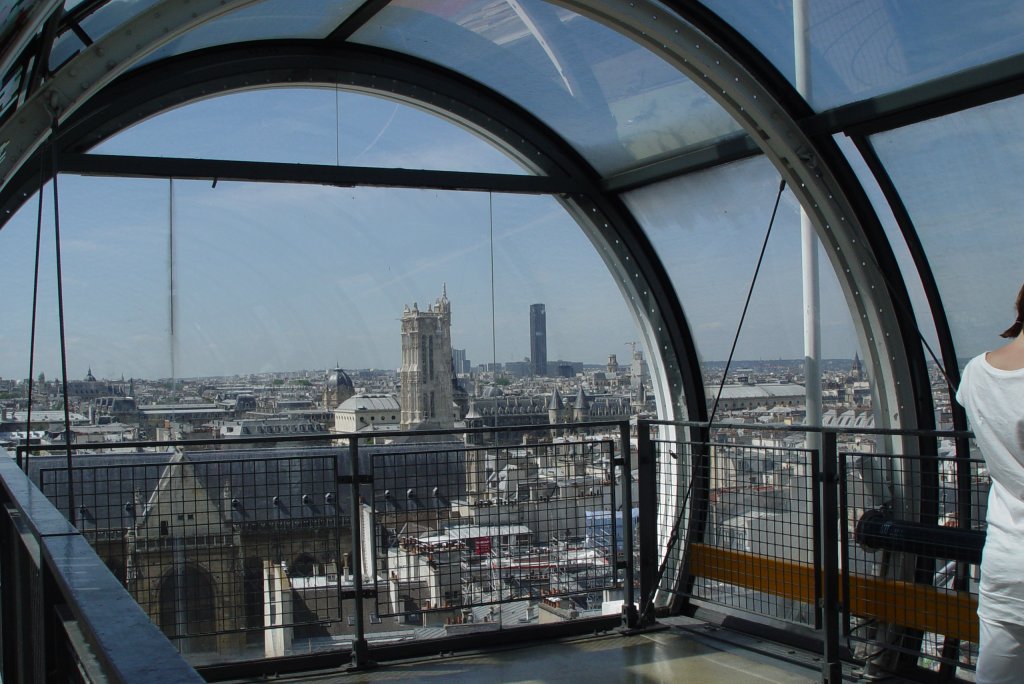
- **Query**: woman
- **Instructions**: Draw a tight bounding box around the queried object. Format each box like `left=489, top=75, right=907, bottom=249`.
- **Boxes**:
left=956, top=282, right=1024, bottom=683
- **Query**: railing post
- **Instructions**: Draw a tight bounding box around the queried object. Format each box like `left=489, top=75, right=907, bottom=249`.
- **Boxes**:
left=1, top=503, right=32, bottom=684
left=819, top=430, right=842, bottom=684
left=347, top=436, right=372, bottom=670
left=619, top=420, right=638, bottom=629
left=636, top=419, right=658, bottom=626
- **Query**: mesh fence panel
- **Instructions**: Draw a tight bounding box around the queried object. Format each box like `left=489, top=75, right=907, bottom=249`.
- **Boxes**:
left=370, top=440, right=622, bottom=629
left=655, top=437, right=818, bottom=627
left=842, top=452, right=986, bottom=674
left=39, top=451, right=346, bottom=656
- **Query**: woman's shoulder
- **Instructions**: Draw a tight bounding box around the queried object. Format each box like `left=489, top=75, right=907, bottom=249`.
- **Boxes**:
left=984, top=338, right=1024, bottom=372
left=960, top=353, right=987, bottom=380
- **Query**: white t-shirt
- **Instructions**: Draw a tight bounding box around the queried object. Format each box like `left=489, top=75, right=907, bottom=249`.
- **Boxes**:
left=956, top=353, right=1024, bottom=624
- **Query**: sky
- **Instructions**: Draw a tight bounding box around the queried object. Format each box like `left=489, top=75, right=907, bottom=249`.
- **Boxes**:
left=0, top=85, right=892, bottom=382
left=0, top=89, right=648, bottom=380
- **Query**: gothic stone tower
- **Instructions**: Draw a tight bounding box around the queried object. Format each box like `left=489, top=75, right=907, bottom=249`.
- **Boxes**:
left=400, top=287, right=455, bottom=430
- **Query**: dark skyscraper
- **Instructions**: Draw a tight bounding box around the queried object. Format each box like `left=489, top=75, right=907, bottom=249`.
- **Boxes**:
left=530, top=303, right=547, bottom=376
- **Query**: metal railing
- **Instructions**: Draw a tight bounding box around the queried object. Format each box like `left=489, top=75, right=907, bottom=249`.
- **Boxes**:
left=0, top=451, right=202, bottom=683
left=10, top=421, right=634, bottom=677
left=643, top=419, right=981, bottom=684
left=3, top=418, right=985, bottom=683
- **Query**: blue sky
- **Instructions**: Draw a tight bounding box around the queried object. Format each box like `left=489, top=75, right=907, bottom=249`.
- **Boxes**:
left=0, top=86, right=868, bottom=381
left=0, top=89, right=644, bottom=379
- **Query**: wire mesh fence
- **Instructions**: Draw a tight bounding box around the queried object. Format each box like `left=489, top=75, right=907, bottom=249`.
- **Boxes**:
left=841, top=451, right=987, bottom=675
left=17, top=421, right=987, bottom=678
left=36, top=449, right=347, bottom=657
left=25, top=428, right=630, bottom=660
left=654, top=435, right=819, bottom=627
left=369, top=439, right=624, bottom=631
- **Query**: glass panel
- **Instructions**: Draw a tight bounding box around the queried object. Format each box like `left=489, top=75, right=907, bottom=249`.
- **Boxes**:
left=3, top=85, right=643, bottom=394
left=79, top=0, right=162, bottom=41
left=156, top=185, right=635, bottom=378
left=698, top=0, right=1024, bottom=110
left=352, top=0, right=741, bottom=176
left=0, top=178, right=172, bottom=381
left=4, top=183, right=646, bottom=658
left=49, top=28, right=86, bottom=70
left=92, top=88, right=526, bottom=173
left=832, top=134, right=953, bottom=418
left=140, top=0, right=364, bottom=65
left=624, top=156, right=860, bottom=394
left=871, top=95, right=1024, bottom=363
left=0, top=178, right=642, bottom=399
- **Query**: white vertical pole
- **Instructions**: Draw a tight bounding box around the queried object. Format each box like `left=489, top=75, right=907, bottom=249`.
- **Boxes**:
left=795, top=0, right=822, bottom=451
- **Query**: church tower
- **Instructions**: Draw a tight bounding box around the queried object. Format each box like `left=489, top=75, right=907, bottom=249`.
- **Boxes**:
left=400, top=286, right=455, bottom=430
left=573, top=386, right=590, bottom=422
left=850, top=351, right=864, bottom=381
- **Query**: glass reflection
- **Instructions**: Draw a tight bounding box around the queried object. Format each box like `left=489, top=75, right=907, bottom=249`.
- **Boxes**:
left=353, top=0, right=741, bottom=175
left=871, top=95, right=1024, bottom=362
left=698, top=0, right=1024, bottom=110
left=92, top=88, right=526, bottom=174
left=623, top=156, right=859, bottom=380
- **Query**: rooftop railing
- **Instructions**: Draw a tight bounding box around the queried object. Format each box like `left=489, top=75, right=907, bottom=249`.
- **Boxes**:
left=2, top=418, right=984, bottom=683
left=0, top=451, right=202, bottom=683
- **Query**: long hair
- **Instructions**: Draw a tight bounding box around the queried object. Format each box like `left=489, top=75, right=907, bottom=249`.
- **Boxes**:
left=1000, top=282, right=1024, bottom=338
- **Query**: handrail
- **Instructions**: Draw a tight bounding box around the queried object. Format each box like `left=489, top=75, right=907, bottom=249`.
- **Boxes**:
left=15, top=417, right=628, bottom=460
left=0, top=448, right=203, bottom=683
left=645, top=417, right=974, bottom=440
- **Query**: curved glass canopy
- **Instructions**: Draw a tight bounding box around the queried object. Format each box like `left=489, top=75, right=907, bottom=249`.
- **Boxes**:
left=5, top=4, right=1023, bottom=674
left=1, top=0, right=1021, bottom=447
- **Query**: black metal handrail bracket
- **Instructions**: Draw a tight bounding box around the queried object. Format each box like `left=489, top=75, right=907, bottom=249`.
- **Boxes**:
left=0, top=448, right=203, bottom=683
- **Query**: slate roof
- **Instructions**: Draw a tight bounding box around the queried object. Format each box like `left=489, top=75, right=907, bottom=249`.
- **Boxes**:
left=27, top=441, right=468, bottom=534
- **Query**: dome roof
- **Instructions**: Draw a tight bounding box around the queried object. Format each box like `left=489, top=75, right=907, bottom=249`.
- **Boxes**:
left=326, top=368, right=353, bottom=391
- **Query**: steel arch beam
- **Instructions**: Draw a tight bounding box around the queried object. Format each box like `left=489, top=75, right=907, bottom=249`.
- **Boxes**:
left=0, top=0, right=263, bottom=189
left=58, top=153, right=590, bottom=195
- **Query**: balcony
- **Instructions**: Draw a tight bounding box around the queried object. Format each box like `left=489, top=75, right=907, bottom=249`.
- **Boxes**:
left=2, top=420, right=981, bottom=683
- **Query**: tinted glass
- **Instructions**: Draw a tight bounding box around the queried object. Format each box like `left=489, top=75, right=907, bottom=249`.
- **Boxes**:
left=353, top=0, right=741, bottom=176
left=93, top=88, right=525, bottom=173
left=832, top=134, right=953, bottom=416
left=624, top=156, right=859, bottom=384
left=700, top=0, right=1024, bottom=110
left=141, top=0, right=363, bottom=64
left=871, top=95, right=1024, bottom=363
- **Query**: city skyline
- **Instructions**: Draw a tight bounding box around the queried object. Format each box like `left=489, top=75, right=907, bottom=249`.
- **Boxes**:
left=5, top=355, right=875, bottom=385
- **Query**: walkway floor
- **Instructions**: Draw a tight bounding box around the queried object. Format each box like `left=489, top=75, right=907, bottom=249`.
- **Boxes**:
left=239, top=619, right=920, bottom=684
